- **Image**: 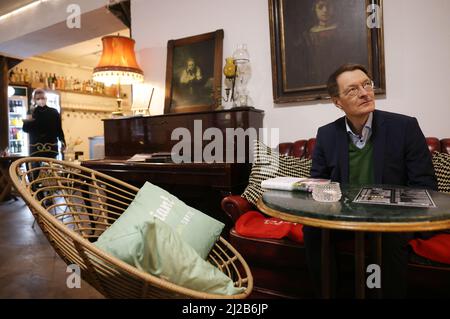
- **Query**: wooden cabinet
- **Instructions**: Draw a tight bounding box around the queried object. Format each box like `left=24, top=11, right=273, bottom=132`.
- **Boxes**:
left=102, top=107, right=264, bottom=162
left=82, top=107, right=264, bottom=226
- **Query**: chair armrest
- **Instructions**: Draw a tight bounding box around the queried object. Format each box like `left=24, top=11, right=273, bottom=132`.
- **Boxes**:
left=221, top=195, right=255, bottom=224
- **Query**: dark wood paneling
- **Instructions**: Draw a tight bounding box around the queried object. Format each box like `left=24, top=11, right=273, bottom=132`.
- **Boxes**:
left=0, top=57, right=8, bottom=151
left=103, top=106, right=264, bottom=162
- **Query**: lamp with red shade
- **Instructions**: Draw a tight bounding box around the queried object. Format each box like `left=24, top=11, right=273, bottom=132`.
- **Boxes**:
left=93, top=35, right=144, bottom=115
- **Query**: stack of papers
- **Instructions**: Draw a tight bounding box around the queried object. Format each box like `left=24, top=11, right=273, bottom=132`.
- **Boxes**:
left=261, top=177, right=330, bottom=192
left=126, top=153, right=174, bottom=163
left=126, top=154, right=153, bottom=162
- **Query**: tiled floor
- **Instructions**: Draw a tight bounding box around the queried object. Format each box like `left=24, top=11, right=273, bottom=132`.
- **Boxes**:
left=0, top=197, right=103, bottom=299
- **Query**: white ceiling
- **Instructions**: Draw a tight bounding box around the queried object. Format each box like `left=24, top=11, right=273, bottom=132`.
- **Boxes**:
left=37, top=28, right=130, bottom=69
left=0, top=1, right=130, bottom=69
left=0, top=0, right=37, bottom=16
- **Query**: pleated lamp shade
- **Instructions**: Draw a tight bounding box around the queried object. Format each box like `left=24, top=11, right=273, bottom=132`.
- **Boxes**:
left=93, top=35, right=144, bottom=85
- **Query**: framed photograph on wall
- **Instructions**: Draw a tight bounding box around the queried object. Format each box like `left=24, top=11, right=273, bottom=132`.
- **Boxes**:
left=269, top=0, right=385, bottom=103
left=164, top=29, right=224, bottom=113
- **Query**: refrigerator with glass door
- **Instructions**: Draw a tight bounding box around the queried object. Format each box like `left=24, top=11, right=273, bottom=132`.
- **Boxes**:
left=8, top=85, right=29, bottom=156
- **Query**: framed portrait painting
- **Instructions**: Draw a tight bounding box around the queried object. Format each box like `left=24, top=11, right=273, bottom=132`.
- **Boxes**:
left=164, top=29, right=224, bottom=113
left=269, top=0, right=385, bottom=103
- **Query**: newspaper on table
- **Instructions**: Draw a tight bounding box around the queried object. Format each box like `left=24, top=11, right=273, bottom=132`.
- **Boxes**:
left=353, top=187, right=436, bottom=208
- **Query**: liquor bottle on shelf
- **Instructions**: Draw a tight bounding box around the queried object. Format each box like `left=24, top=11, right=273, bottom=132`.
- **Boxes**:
left=67, top=76, right=73, bottom=90
left=58, top=76, right=65, bottom=90
left=24, top=69, right=30, bottom=84
left=39, top=72, right=45, bottom=85
left=43, top=72, right=48, bottom=89
left=18, top=69, right=24, bottom=83
left=47, top=73, right=52, bottom=89
left=51, top=74, right=56, bottom=90
left=34, top=71, right=40, bottom=84
left=9, top=68, right=16, bottom=83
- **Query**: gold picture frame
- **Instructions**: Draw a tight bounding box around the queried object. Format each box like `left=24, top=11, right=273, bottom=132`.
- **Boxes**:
left=164, top=29, right=224, bottom=113
left=269, top=0, right=385, bottom=103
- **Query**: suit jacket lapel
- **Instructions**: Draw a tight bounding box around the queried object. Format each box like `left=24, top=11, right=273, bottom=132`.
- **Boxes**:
left=372, top=110, right=386, bottom=184
left=336, top=117, right=349, bottom=183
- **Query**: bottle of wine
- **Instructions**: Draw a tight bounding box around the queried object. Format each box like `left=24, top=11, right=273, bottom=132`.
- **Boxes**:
left=9, top=68, right=16, bottom=83
left=24, top=69, right=30, bottom=84
left=18, top=69, right=24, bottom=83
left=51, top=73, right=57, bottom=90
left=11, top=141, right=17, bottom=153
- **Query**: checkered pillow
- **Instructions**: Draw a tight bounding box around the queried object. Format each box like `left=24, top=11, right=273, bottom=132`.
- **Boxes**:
left=432, top=152, right=450, bottom=194
left=241, top=140, right=312, bottom=205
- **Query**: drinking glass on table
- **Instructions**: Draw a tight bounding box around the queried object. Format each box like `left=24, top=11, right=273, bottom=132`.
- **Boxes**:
left=312, top=182, right=342, bottom=202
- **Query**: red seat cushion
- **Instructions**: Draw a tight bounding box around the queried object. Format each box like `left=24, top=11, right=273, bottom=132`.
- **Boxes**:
left=409, top=234, right=450, bottom=265
left=235, top=211, right=304, bottom=244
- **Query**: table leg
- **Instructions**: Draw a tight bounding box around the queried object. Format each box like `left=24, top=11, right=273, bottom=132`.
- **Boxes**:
left=355, top=231, right=365, bottom=299
left=321, top=228, right=331, bottom=299
left=374, top=232, right=382, bottom=299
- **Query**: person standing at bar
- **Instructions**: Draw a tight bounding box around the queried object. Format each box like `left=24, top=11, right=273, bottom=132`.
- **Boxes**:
left=23, top=88, right=65, bottom=158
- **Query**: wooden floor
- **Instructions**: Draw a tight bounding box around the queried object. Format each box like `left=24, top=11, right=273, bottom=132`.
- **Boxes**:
left=0, top=197, right=103, bottom=299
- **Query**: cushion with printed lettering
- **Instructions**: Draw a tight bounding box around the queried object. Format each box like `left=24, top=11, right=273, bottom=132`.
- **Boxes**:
left=235, top=211, right=304, bottom=243
left=94, top=217, right=244, bottom=295
left=94, top=181, right=224, bottom=259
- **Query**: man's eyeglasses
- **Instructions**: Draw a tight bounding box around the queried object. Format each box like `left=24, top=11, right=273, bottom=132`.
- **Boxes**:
left=340, top=80, right=374, bottom=98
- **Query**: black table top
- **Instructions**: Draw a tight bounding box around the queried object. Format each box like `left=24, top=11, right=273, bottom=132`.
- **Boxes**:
left=258, top=185, right=450, bottom=232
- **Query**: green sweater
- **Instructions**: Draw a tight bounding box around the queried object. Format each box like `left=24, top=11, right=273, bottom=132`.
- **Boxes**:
left=348, top=140, right=374, bottom=185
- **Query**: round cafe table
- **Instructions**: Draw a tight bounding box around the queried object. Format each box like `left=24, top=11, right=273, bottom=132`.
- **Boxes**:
left=256, top=185, right=450, bottom=299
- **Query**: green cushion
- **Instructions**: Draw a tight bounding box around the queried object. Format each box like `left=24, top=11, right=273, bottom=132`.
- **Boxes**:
left=95, top=217, right=244, bottom=295
left=96, top=181, right=224, bottom=259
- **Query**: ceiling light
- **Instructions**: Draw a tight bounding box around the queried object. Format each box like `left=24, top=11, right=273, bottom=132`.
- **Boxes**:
left=0, top=0, right=50, bottom=22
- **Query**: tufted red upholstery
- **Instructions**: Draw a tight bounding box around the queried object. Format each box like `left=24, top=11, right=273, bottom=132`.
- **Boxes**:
left=426, top=137, right=441, bottom=153
left=441, top=138, right=450, bottom=154
left=279, top=137, right=449, bottom=160
left=275, top=138, right=317, bottom=159
left=221, top=137, right=450, bottom=298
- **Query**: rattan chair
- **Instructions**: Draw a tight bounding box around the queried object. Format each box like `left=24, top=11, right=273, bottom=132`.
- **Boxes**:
left=9, top=157, right=253, bottom=299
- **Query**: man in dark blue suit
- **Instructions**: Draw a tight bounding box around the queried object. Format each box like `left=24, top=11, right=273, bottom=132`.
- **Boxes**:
left=304, top=63, right=437, bottom=298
